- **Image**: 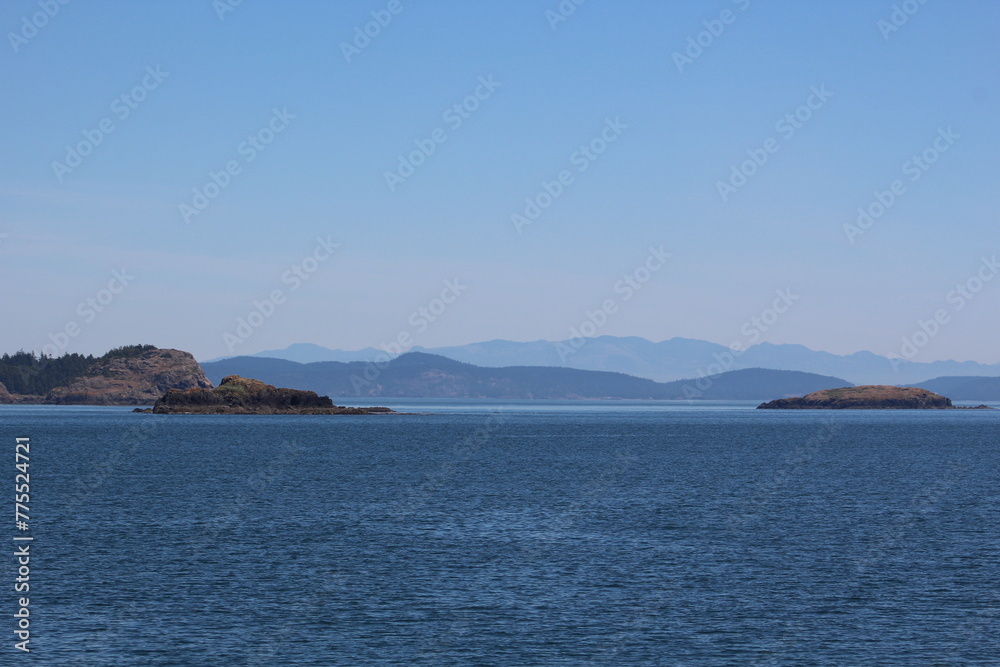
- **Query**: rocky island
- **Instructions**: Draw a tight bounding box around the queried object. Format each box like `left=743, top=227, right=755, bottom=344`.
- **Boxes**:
left=757, top=385, right=967, bottom=409
left=47, top=348, right=213, bottom=404
left=0, top=346, right=212, bottom=405
left=138, top=375, right=395, bottom=415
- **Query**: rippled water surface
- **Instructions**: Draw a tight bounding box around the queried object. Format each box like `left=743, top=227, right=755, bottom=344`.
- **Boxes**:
left=8, top=403, right=1000, bottom=665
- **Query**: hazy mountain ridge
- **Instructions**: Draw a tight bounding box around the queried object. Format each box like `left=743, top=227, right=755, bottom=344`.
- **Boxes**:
left=206, top=337, right=1000, bottom=386
left=912, top=376, right=1000, bottom=401
left=201, top=352, right=852, bottom=400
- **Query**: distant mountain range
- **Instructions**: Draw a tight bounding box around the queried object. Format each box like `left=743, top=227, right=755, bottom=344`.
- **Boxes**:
left=912, top=376, right=1000, bottom=401
left=202, top=352, right=852, bottom=400
left=205, top=336, right=1000, bottom=386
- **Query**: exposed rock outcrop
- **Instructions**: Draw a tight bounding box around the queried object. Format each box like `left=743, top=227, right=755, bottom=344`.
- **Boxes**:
left=757, top=385, right=954, bottom=409
left=46, top=348, right=213, bottom=405
left=0, top=380, right=12, bottom=404
left=144, top=375, right=394, bottom=415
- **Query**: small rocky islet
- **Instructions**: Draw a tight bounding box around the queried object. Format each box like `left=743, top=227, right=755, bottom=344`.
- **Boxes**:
left=757, top=385, right=991, bottom=410
left=134, top=375, right=394, bottom=415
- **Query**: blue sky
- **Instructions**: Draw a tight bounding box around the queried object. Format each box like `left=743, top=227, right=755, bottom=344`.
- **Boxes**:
left=1, top=0, right=997, bottom=363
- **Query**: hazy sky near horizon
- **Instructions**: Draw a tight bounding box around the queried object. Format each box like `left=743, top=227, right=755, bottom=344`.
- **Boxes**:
left=1, top=1, right=998, bottom=363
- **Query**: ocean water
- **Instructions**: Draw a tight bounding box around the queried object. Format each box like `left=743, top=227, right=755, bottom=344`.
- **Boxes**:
left=5, top=402, right=1000, bottom=665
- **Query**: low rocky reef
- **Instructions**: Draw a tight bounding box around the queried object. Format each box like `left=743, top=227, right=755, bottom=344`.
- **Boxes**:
left=757, top=385, right=991, bottom=410
left=135, top=375, right=395, bottom=415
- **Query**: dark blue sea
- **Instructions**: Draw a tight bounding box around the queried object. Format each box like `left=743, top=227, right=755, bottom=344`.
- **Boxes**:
left=5, top=401, right=1000, bottom=665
